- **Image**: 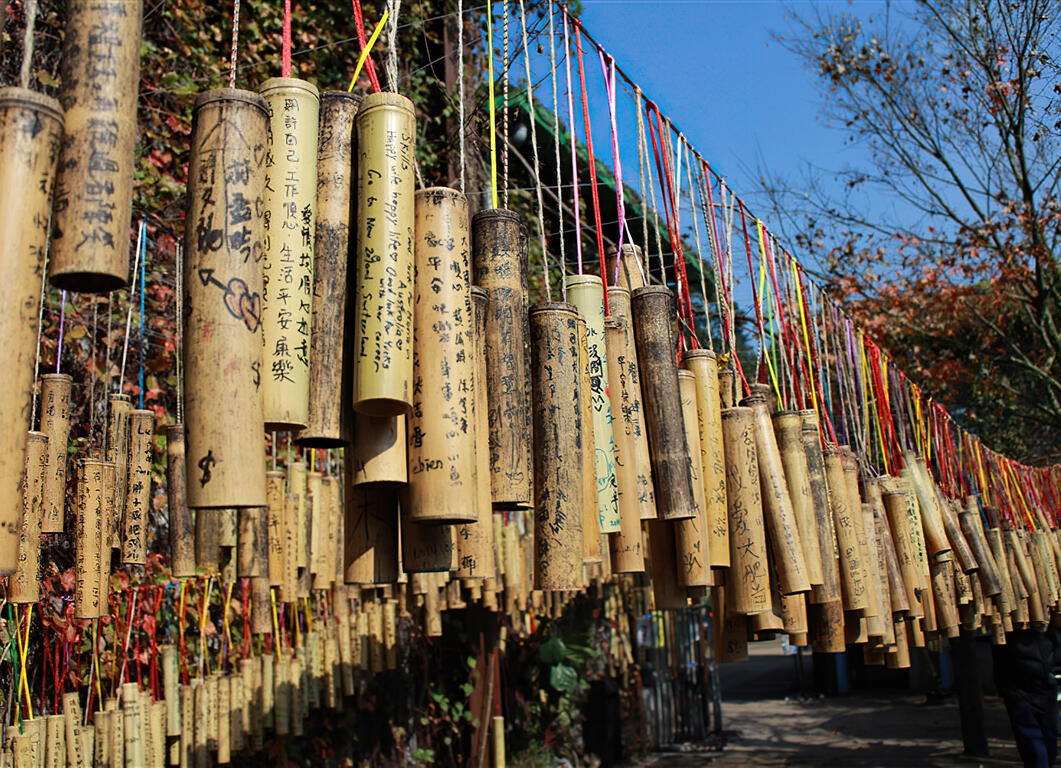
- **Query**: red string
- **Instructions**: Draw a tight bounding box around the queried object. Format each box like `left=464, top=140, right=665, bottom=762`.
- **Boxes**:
left=281, top=0, right=292, bottom=77
left=242, top=579, right=251, bottom=659
left=351, top=0, right=382, bottom=92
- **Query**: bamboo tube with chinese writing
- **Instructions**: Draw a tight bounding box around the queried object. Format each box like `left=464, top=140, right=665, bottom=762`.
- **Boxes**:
left=682, top=349, right=727, bottom=564
left=123, top=408, right=154, bottom=564
left=722, top=407, right=770, bottom=615
left=351, top=413, right=407, bottom=485
left=168, top=425, right=196, bottom=577
left=674, top=371, right=709, bottom=587
left=773, top=412, right=822, bottom=586
left=75, top=459, right=105, bottom=618
left=604, top=317, right=644, bottom=574
left=10, top=432, right=47, bottom=603
left=801, top=411, right=840, bottom=603
left=39, top=374, right=71, bottom=533
left=824, top=450, right=868, bottom=612
left=576, top=317, right=601, bottom=566
left=343, top=478, right=399, bottom=585
left=106, top=393, right=131, bottom=548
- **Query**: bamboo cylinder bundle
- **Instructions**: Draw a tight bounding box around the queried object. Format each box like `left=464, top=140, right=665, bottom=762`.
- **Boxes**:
left=353, top=92, right=416, bottom=416
left=167, top=425, right=196, bottom=578
left=772, top=411, right=822, bottom=586
left=721, top=407, right=771, bottom=615
left=456, top=287, right=496, bottom=579
left=123, top=408, right=154, bottom=565
left=930, top=556, right=960, bottom=638
left=567, top=275, right=620, bottom=533
left=742, top=394, right=810, bottom=595
left=471, top=209, right=531, bottom=507
left=800, top=412, right=840, bottom=604
left=681, top=350, right=728, bottom=565
left=301, top=92, right=360, bottom=445
left=106, top=393, right=131, bottom=549
left=674, top=371, right=708, bottom=587
left=0, top=87, right=63, bottom=572
left=183, top=89, right=268, bottom=509
left=901, top=456, right=951, bottom=558
left=39, top=374, right=71, bottom=533
left=608, top=287, right=656, bottom=521
left=823, top=450, right=868, bottom=612
left=631, top=286, right=695, bottom=521
left=575, top=317, right=601, bottom=566
left=883, top=491, right=924, bottom=619
left=10, top=432, right=47, bottom=603
left=407, top=188, right=477, bottom=523
left=75, top=459, right=106, bottom=619
left=529, top=303, right=584, bottom=589
left=604, top=316, right=644, bottom=574
left=343, top=476, right=399, bottom=585
left=49, top=0, right=141, bottom=292
left=959, top=505, right=1001, bottom=597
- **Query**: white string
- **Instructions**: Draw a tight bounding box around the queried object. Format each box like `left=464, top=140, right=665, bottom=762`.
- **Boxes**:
left=386, top=0, right=401, bottom=91
left=118, top=221, right=145, bottom=394
left=518, top=0, right=549, bottom=303
left=176, top=244, right=184, bottom=423
left=688, top=156, right=712, bottom=349
left=19, top=0, right=36, bottom=89
left=547, top=0, right=566, bottom=300
left=501, top=0, right=509, bottom=209
left=29, top=213, right=52, bottom=431
left=457, top=0, right=465, bottom=193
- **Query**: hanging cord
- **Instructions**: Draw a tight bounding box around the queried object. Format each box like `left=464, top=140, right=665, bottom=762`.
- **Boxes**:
left=688, top=161, right=712, bottom=349
left=19, top=0, right=36, bottom=88
left=485, top=0, right=498, bottom=208
left=228, top=0, right=240, bottom=88
left=457, top=0, right=465, bottom=193
left=138, top=236, right=147, bottom=409
left=517, top=0, right=549, bottom=302
left=351, top=0, right=382, bottom=92
left=176, top=244, right=184, bottom=423
left=119, top=220, right=146, bottom=394
left=547, top=0, right=565, bottom=297
left=385, top=0, right=401, bottom=91
left=599, top=50, right=632, bottom=287
left=30, top=211, right=54, bottom=428
left=562, top=11, right=581, bottom=274
left=347, top=10, right=388, bottom=92
left=55, top=290, right=66, bottom=372
left=637, top=97, right=665, bottom=280
left=281, top=0, right=292, bottom=77
left=88, top=296, right=99, bottom=444
left=500, top=0, right=509, bottom=208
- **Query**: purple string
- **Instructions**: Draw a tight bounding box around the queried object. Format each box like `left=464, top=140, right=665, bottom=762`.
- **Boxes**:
left=55, top=290, right=66, bottom=373
left=562, top=12, right=582, bottom=274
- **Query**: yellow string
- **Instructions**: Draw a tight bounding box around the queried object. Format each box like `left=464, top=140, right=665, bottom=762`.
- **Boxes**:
left=270, top=587, right=282, bottom=660
left=18, top=604, right=33, bottom=720
left=92, top=619, right=103, bottom=708
left=303, top=596, right=313, bottom=634
left=486, top=0, right=498, bottom=208
left=754, top=220, right=780, bottom=400
left=346, top=9, right=389, bottom=92
left=199, top=576, right=213, bottom=676
left=222, top=582, right=234, bottom=667
left=1006, top=461, right=1037, bottom=530
left=791, top=260, right=818, bottom=418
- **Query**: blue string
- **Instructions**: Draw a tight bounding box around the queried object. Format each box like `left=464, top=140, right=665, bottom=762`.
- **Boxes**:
left=138, top=220, right=147, bottom=409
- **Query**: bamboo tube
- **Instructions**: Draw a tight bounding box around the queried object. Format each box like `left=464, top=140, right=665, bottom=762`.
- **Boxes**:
left=576, top=317, right=602, bottom=565
left=351, top=413, right=407, bottom=485
left=876, top=503, right=909, bottom=614
left=400, top=505, right=456, bottom=573
left=177, top=685, right=192, bottom=768
left=407, top=188, right=477, bottom=523
left=94, top=711, right=111, bottom=768
left=895, top=473, right=935, bottom=629
left=608, top=287, right=656, bottom=521
left=960, top=508, right=1001, bottom=597
left=49, top=0, right=140, bottom=291
left=306, top=470, right=323, bottom=575
left=987, top=527, right=1016, bottom=616
left=311, top=476, right=338, bottom=589
left=216, top=507, right=237, bottom=550
left=237, top=507, right=262, bottom=577
left=681, top=350, right=728, bottom=565
left=887, top=619, right=912, bottom=670
left=471, top=209, right=531, bottom=507
left=161, top=646, right=180, bottom=739
left=266, top=470, right=285, bottom=585
left=98, top=461, right=115, bottom=617
left=772, top=412, right=822, bottom=585
left=107, top=698, right=123, bottom=768
left=883, top=492, right=923, bottom=618
left=902, top=457, right=951, bottom=558
left=631, top=286, right=696, bottom=521
left=260, top=656, right=274, bottom=731
left=801, top=411, right=840, bottom=604
left=859, top=503, right=886, bottom=638
left=122, top=684, right=143, bottom=768
left=647, top=521, right=685, bottom=610
left=931, top=557, right=960, bottom=638
left=567, top=275, right=620, bottom=533
left=11, top=432, right=47, bottom=603
left=492, top=716, right=506, bottom=768
left=1033, top=531, right=1058, bottom=606
left=106, top=394, right=131, bottom=549
left=742, top=394, right=810, bottom=595
left=62, top=693, right=83, bottom=768
left=192, top=681, right=208, bottom=767
left=718, top=368, right=736, bottom=409
left=75, top=459, right=105, bottom=618
left=842, top=452, right=877, bottom=618
left=195, top=509, right=218, bottom=573
left=278, top=493, right=299, bottom=601
left=250, top=574, right=271, bottom=634
left=167, top=425, right=195, bottom=577
left=674, top=371, right=708, bottom=586
left=780, top=592, right=808, bottom=635
left=122, top=408, right=154, bottom=564
left=287, top=461, right=308, bottom=569
left=711, top=586, right=747, bottom=662
left=183, top=89, right=268, bottom=509
left=721, top=407, right=771, bottom=615
left=824, top=450, right=868, bottom=612
left=0, top=86, right=62, bottom=569
left=809, top=601, right=846, bottom=653
left=258, top=78, right=319, bottom=431
left=530, top=303, right=584, bottom=589
left=216, top=673, right=230, bottom=764
left=39, top=374, right=71, bottom=533
left=937, top=494, right=978, bottom=575
left=343, top=479, right=399, bottom=585
left=604, top=244, right=646, bottom=292
left=46, top=715, right=64, bottom=768
left=604, top=317, right=644, bottom=574
left=149, top=703, right=164, bottom=768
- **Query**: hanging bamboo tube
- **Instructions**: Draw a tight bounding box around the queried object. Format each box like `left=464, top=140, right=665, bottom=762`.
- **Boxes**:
left=266, top=470, right=285, bottom=585
left=721, top=407, right=770, bottom=615
left=343, top=478, right=399, bottom=585
left=167, top=425, right=195, bottom=577
left=742, top=393, right=810, bottom=595
left=809, top=600, right=846, bottom=653
left=960, top=506, right=1001, bottom=597
left=604, top=316, right=644, bottom=574
left=902, top=456, right=951, bottom=558
left=183, top=89, right=268, bottom=509
left=238, top=507, right=262, bottom=578
left=824, top=450, right=868, bottom=612
left=801, top=411, right=840, bottom=603
left=1033, top=531, right=1058, bottom=606
left=49, top=0, right=140, bottom=292
left=938, top=493, right=978, bottom=575
left=883, top=491, right=924, bottom=619
left=842, top=452, right=878, bottom=617
left=681, top=349, right=727, bottom=565
left=631, top=286, right=695, bottom=521
left=646, top=521, right=685, bottom=610
left=674, top=371, right=709, bottom=587
left=987, top=527, right=1016, bottom=617
left=307, top=469, right=323, bottom=576
left=930, top=557, right=960, bottom=638
left=280, top=492, right=300, bottom=602
left=39, top=374, right=71, bottom=533
left=123, top=408, right=154, bottom=565
left=471, top=208, right=531, bottom=507
left=75, top=459, right=106, bottom=619
left=106, top=393, right=131, bottom=549
left=772, top=412, right=822, bottom=587
left=288, top=461, right=308, bottom=569
left=99, top=462, right=114, bottom=618
left=401, top=504, right=456, bottom=573
left=300, top=93, right=359, bottom=444
left=10, top=432, right=47, bottom=603
left=353, top=92, right=416, bottom=416
left=258, top=78, right=319, bottom=431
left=567, top=275, right=620, bottom=533
left=576, top=317, right=602, bottom=566
left=605, top=244, right=647, bottom=292
left=407, top=188, right=477, bottom=523
left=530, top=303, right=584, bottom=589
left=0, top=86, right=63, bottom=570
left=351, top=413, right=407, bottom=485
left=195, top=508, right=219, bottom=573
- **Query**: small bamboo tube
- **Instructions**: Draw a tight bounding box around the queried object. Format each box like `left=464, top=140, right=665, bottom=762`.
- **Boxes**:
left=824, top=450, right=868, bottom=612
left=260, top=656, right=275, bottom=730
left=46, top=714, right=64, bottom=768
left=161, top=646, right=180, bottom=738
left=674, top=371, right=709, bottom=586
left=351, top=413, right=407, bottom=485
left=0, top=87, right=63, bottom=572
left=718, top=368, right=736, bottom=409
left=883, top=492, right=924, bottom=618
left=250, top=574, right=272, bottom=634
left=576, top=318, right=602, bottom=565
left=307, top=470, right=323, bottom=574
left=343, top=479, right=399, bottom=585
left=62, top=693, right=84, bottom=767
left=895, top=473, right=935, bottom=628
left=604, top=317, right=644, bottom=574
left=192, top=681, right=208, bottom=767
left=801, top=412, right=840, bottom=604
left=39, top=374, right=72, bottom=533
left=237, top=507, right=262, bottom=577
left=960, top=508, right=1001, bottom=597
left=216, top=673, right=230, bottom=764
left=530, top=304, right=585, bottom=589
left=183, top=89, right=268, bottom=509
left=987, top=527, right=1016, bottom=616
left=279, top=493, right=299, bottom=601
left=94, top=711, right=111, bottom=768
left=902, top=457, right=951, bottom=558
left=150, top=703, right=165, bottom=768
left=123, top=409, right=154, bottom=564
left=11, top=432, right=47, bottom=603
left=712, top=586, right=748, bottom=662
left=721, top=407, right=771, bottom=615
left=681, top=350, right=728, bottom=564
left=266, top=470, right=285, bottom=585
left=809, top=601, right=846, bottom=653
left=631, top=286, right=696, bottom=521
left=287, top=461, right=308, bottom=568
left=99, top=462, right=115, bottom=617
left=353, top=93, right=416, bottom=416
left=877, top=503, right=909, bottom=614
left=859, top=503, right=886, bottom=638
left=743, top=394, right=810, bottom=594
left=400, top=504, right=456, bottom=573
left=106, top=394, right=131, bottom=549
left=931, top=557, right=961, bottom=638
left=178, top=686, right=192, bottom=767
left=273, top=658, right=291, bottom=735
left=937, top=493, right=978, bottom=575
left=311, top=476, right=339, bottom=589
left=123, top=684, right=143, bottom=768
left=471, top=208, right=531, bottom=507
left=75, top=459, right=105, bottom=618
left=887, top=619, right=912, bottom=669
left=216, top=507, right=238, bottom=550
left=780, top=592, right=808, bottom=635
left=567, top=275, right=620, bottom=533
left=49, top=0, right=140, bottom=292
left=167, top=425, right=196, bottom=578
left=605, top=244, right=647, bottom=292
left=195, top=508, right=219, bottom=573
left=301, top=91, right=360, bottom=446
left=647, top=521, right=685, bottom=610
left=1033, top=531, right=1059, bottom=606
left=772, top=412, right=822, bottom=585
left=407, top=188, right=477, bottom=523
left=842, top=452, right=876, bottom=616
left=608, top=287, right=656, bottom=521
left=109, top=698, right=124, bottom=768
